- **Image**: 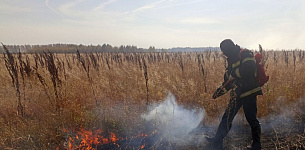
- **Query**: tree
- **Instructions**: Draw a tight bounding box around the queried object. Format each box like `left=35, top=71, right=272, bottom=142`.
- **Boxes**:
left=148, top=46, right=156, bottom=52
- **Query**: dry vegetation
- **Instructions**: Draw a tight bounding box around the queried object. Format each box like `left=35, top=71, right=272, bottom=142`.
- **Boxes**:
left=0, top=46, right=305, bottom=149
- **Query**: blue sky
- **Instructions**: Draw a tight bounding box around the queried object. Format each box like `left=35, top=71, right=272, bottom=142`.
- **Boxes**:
left=0, top=0, right=304, bottom=49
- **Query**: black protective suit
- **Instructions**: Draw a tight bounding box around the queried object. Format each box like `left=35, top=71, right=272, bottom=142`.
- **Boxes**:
left=210, top=40, right=262, bottom=150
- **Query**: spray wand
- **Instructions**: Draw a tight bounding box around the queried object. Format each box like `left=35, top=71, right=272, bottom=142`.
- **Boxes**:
left=212, top=76, right=234, bottom=100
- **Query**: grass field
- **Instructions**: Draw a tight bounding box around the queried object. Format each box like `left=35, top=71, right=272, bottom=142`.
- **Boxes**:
left=0, top=48, right=304, bottom=149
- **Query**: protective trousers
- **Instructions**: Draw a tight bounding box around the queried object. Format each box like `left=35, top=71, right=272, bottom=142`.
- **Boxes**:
left=213, top=90, right=261, bottom=148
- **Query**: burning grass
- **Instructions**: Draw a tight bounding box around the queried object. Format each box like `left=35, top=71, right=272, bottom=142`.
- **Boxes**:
left=0, top=48, right=305, bottom=149
left=60, top=127, right=156, bottom=150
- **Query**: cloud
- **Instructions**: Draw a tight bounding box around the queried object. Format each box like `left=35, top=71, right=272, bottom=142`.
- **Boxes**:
left=56, top=0, right=124, bottom=25
left=93, top=0, right=119, bottom=11
left=131, top=0, right=166, bottom=14
left=157, top=0, right=206, bottom=9
left=0, top=3, right=32, bottom=13
left=58, top=0, right=88, bottom=18
left=179, top=17, right=219, bottom=25
left=45, top=0, right=65, bottom=18
left=130, top=0, right=206, bottom=15
left=1, top=0, right=305, bottom=49
left=241, top=20, right=305, bottom=50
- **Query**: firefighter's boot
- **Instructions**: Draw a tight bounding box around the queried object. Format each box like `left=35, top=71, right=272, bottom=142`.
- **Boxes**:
left=205, top=136, right=224, bottom=150
left=247, top=127, right=261, bottom=150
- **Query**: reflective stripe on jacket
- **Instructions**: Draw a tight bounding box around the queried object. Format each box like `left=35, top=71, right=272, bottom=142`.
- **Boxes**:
left=223, top=49, right=262, bottom=98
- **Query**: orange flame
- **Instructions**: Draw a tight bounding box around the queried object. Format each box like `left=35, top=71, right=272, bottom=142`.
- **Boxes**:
left=64, top=128, right=121, bottom=149
left=110, top=132, right=118, bottom=143
left=141, top=144, right=145, bottom=149
left=68, top=137, right=73, bottom=150
left=62, top=128, right=156, bottom=149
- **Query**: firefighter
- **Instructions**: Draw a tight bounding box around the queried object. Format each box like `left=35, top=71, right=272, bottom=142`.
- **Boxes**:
left=206, top=39, right=263, bottom=150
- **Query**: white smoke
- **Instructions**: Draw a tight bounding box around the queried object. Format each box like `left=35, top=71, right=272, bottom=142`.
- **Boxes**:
left=261, top=96, right=305, bottom=131
left=141, top=92, right=205, bottom=144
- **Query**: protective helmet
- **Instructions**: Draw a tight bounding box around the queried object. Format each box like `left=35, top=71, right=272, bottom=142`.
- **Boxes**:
left=220, top=39, right=239, bottom=58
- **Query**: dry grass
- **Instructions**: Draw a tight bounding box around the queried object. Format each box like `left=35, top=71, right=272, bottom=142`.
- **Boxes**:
left=0, top=49, right=304, bottom=149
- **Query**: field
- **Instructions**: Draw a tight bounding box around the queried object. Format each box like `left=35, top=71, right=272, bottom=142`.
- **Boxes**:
left=0, top=47, right=305, bottom=149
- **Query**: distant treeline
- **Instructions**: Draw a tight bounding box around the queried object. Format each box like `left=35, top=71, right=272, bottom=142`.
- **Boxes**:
left=0, top=44, right=158, bottom=53
left=0, top=43, right=219, bottom=53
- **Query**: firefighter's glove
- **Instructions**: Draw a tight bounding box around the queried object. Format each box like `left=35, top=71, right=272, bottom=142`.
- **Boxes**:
left=212, top=86, right=227, bottom=99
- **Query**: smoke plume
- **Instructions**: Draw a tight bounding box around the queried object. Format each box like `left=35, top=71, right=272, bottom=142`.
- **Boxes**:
left=261, top=96, right=305, bottom=132
left=141, top=92, right=205, bottom=144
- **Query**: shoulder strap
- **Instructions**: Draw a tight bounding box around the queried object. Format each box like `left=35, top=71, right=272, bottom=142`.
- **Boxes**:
left=239, top=49, right=243, bottom=59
